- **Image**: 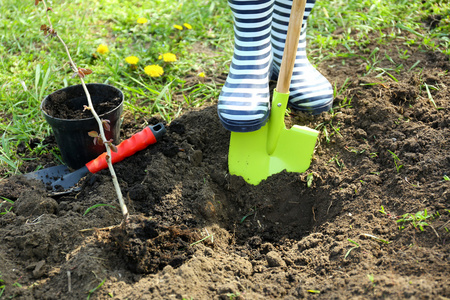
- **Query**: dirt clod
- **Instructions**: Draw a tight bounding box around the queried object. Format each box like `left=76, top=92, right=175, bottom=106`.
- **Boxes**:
left=0, top=34, right=449, bottom=299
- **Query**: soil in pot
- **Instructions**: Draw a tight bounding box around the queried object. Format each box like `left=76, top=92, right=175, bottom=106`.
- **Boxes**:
left=41, top=83, right=124, bottom=169
left=42, top=84, right=122, bottom=120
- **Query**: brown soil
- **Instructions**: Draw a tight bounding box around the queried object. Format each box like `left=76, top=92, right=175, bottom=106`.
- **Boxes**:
left=1, top=34, right=449, bottom=299
left=42, top=83, right=122, bottom=120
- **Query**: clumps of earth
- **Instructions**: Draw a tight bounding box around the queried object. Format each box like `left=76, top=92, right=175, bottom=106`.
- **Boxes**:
left=0, top=33, right=449, bottom=299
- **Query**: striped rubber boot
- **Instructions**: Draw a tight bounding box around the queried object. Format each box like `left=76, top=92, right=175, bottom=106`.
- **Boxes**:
left=218, top=0, right=274, bottom=132
left=271, top=0, right=333, bottom=114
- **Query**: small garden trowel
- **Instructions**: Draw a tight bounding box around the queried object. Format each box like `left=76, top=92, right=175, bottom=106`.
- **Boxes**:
left=228, top=0, right=319, bottom=185
left=24, top=123, right=166, bottom=195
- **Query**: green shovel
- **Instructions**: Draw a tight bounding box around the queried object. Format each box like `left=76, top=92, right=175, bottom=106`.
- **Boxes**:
left=228, top=0, right=319, bottom=185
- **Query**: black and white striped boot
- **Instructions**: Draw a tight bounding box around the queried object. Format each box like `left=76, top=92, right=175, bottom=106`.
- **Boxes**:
left=218, top=0, right=274, bottom=132
left=271, top=0, right=333, bottom=114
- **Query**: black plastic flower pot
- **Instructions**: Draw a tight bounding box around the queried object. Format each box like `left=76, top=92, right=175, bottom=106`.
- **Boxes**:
left=41, top=83, right=124, bottom=170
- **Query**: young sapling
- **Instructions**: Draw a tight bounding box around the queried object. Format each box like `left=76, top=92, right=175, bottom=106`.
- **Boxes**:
left=34, top=0, right=128, bottom=222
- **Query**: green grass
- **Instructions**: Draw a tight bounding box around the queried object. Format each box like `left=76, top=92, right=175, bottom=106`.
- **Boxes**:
left=1, top=0, right=449, bottom=175
left=344, top=238, right=360, bottom=259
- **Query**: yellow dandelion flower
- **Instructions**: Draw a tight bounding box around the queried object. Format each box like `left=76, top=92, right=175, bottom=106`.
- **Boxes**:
left=173, top=24, right=183, bottom=30
left=125, top=56, right=139, bottom=65
left=144, top=65, right=164, bottom=77
left=137, top=17, right=148, bottom=24
left=96, top=44, right=109, bottom=54
left=183, top=23, right=192, bottom=30
left=198, top=72, right=206, bottom=78
left=161, top=53, right=177, bottom=62
left=158, top=55, right=162, bottom=60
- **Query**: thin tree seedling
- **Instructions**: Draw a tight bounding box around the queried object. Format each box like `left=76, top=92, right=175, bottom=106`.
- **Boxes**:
left=34, top=0, right=128, bottom=222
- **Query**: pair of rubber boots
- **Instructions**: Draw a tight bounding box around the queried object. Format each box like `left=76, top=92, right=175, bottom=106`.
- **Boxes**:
left=218, top=0, right=333, bottom=132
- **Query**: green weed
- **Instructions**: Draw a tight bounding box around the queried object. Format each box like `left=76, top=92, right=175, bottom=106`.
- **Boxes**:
left=387, top=150, right=403, bottom=173
left=423, top=83, right=444, bottom=110
left=226, top=292, right=241, bottom=300
left=344, top=239, right=360, bottom=259
left=328, top=154, right=344, bottom=172
left=87, top=278, right=106, bottom=300
left=367, top=274, right=376, bottom=287
left=397, top=209, right=431, bottom=231
left=316, top=110, right=343, bottom=143
left=190, top=234, right=214, bottom=247
left=0, top=273, right=5, bottom=298
left=362, top=233, right=390, bottom=244
left=83, top=204, right=117, bottom=216
left=0, top=197, right=14, bottom=215
left=240, top=208, right=256, bottom=223
left=306, top=173, right=314, bottom=188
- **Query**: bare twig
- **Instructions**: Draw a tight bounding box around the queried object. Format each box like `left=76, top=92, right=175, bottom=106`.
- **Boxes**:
left=38, top=0, right=128, bottom=220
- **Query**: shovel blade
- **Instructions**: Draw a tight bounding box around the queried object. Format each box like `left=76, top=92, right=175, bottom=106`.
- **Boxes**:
left=229, top=123, right=318, bottom=185
left=23, top=165, right=71, bottom=185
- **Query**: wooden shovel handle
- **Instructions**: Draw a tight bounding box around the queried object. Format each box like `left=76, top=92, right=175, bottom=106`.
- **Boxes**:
left=276, top=0, right=307, bottom=94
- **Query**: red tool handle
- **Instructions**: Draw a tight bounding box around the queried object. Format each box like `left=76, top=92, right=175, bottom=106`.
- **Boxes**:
left=86, top=123, right=166, bottom=174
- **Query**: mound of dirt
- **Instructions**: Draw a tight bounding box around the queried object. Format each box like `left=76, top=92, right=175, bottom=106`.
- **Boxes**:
left=0, top=34, right=449, bottom=299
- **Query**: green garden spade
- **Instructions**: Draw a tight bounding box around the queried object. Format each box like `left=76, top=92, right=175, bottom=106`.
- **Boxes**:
left=228, top=0, right=319, bottom=185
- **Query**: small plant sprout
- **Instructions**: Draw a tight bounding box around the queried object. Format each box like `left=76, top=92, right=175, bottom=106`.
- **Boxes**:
left=0, top=273, right=5, bottom=298
left=387, top=150, right=403, bottom=173
left=87, top=278, right=106, bottom=300
left=367, top=274, right=376, bottom=287
left=315, top=109, right=343, bottom=143
left=83, top=204, right=117, bottom=216
left=397, top=209, right=431, bottom=231
left=362, top=233, right=390, bottom=244
left=226, top=292, right=241, bottom=300
left=190, top=234, right=214, bottom=247
left=379, top=205, right=387, bottom=215
left=306, top=172, right=314, bottom=188
left=443, top=175, right=449, bottom=181
left=35, top=0, right=128, bottom=222
left=423, top=83, right=443, bottom=110
left=328, top=154, right=344, bottom=172
left=0, top=197, right=14, bottom=215
left=240, top=207, right=256, bottom=223
left=344, top=239, right=360, bottom=259
left=369, top=152, right=378, bottom=158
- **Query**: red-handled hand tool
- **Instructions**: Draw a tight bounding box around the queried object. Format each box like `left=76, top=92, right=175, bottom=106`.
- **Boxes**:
left=24, top=123, right=166, bottom=195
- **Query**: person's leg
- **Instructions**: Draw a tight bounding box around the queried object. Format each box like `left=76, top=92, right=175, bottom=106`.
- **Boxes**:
left=271, top=0, right=333, bottom=114
left=218, top=0, right=274, bottom=132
